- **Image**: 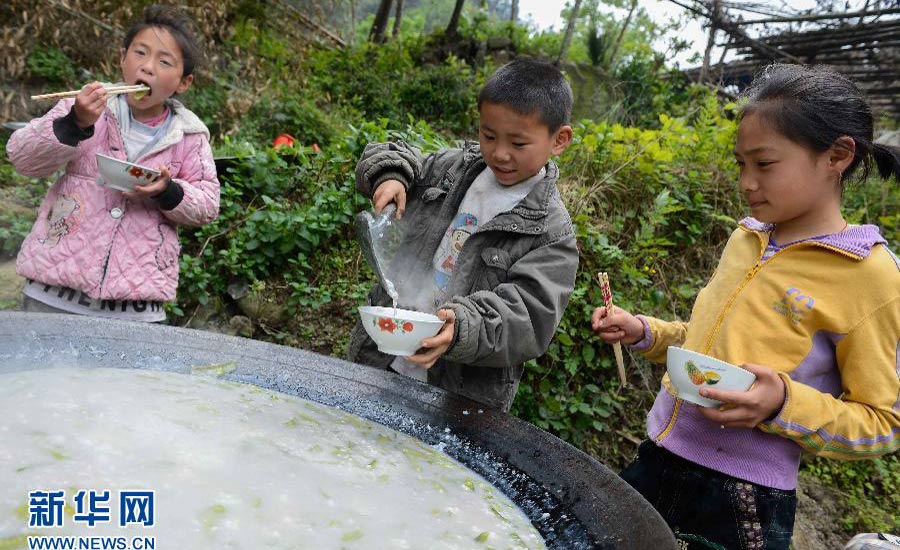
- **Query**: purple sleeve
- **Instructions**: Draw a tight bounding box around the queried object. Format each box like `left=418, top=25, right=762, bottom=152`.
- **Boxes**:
left=628, top=315, right=653, bottom=351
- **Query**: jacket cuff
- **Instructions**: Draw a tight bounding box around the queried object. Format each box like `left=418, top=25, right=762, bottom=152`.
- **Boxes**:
left=53, top=106, right=94, bottom=146
left=760, top=372, right=793, bottom=429
left=440, top=303, right=470, bottom=362
left=373, top=171, right=410, bottom=192
left=629, top=315, right=653, bottom=351
left=152, top=178, right=184, bottom=211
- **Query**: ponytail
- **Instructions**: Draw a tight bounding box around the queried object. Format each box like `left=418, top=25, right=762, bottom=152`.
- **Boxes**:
left=872, top=143, right=900, bottom=183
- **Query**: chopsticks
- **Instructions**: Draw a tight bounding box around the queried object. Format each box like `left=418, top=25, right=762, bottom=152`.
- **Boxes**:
left=597, top=272, right=628, bottom=386
left=31, top=84, right=150, bottom=101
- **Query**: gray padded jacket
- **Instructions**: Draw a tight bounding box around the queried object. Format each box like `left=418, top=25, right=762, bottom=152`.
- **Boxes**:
left=346, top=141, right=579, bottom=411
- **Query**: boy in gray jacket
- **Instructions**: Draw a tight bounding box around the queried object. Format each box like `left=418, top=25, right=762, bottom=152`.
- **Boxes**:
left=347, top=59, right=579, bottom=412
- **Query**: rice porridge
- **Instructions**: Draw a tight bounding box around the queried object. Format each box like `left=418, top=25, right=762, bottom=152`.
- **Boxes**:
left=0, top=368, right=545, bottom=549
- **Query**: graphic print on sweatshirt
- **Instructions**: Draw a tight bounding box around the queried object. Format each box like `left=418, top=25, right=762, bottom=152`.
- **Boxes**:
left=434, top=212, right=478, bottom=292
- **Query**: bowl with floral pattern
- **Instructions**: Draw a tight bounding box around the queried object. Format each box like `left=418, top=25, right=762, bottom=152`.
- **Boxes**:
left=358, top=306, right=444, bottom=356
left=666, top=346, right=756, bottom=408
left=96, top=153, right=159, bottom=192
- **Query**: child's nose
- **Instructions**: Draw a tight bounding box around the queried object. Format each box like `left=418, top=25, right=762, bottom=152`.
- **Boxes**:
left=138, top=62, right=155, bottom=76
left=739, top=172, right=758, bottom=192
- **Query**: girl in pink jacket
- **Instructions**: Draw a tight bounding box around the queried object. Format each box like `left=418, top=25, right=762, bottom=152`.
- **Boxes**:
left=7, top=5, right=219, bottom=321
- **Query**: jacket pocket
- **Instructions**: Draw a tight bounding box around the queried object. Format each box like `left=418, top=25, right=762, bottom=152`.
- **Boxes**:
left=421, top=187, right=447, bottom=203
left=475, top=247, right=512, bottom=290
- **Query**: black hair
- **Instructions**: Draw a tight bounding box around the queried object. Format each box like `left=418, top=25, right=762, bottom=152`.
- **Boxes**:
left=477, top=58, right=573, bottom=133
left=739, top=63, right=899, bottom=185
left=123, top=4, right=201, bottom=77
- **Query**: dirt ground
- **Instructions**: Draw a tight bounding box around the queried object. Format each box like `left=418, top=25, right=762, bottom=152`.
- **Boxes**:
left=793, top=477, right=856, bottom=550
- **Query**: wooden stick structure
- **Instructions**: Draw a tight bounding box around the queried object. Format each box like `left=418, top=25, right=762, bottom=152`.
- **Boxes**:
left=31, top=85, right=150, bottom=101
left=597, top=272, right=627, bottom=386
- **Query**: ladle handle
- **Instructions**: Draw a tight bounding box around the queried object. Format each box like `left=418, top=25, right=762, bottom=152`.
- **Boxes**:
left=378, top=202, right=398, bottom=220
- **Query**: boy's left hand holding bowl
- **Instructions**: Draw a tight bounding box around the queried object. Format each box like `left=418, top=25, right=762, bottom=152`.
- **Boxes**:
left=698, top=362, right=786, bottom=428
left=123, top=165, right=171, bottom=200
left=406, top=309, right=456, bottom=368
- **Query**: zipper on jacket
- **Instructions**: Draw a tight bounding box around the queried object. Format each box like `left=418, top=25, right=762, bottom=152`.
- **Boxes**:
left=97, top=238, right=115, bottom=297
left=654, top=262, right=763, bottom=444
left=654, top=235, right=768, bottom=444
left=97, top=114, right=126, bottom=298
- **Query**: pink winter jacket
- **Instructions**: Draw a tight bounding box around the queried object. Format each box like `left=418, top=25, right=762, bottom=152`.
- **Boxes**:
left=7, top=96, right=219, bottom=302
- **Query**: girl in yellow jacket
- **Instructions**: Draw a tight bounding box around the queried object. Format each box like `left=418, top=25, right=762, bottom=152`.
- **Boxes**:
left=593, top=64, right=900, bottom=550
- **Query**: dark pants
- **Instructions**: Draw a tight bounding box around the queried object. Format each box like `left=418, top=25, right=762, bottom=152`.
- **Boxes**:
left=620, top=440, right=796, bottom=550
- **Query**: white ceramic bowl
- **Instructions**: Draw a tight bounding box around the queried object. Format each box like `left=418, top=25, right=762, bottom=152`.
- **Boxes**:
left=666, top=346, right=756, bottom=408
left=96, top=153, right=159, bottom=191
left=358, top=306, right=444, bottom=356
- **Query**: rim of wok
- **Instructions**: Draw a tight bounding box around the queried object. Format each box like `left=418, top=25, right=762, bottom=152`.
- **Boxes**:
left=0, top=312, right=677, bottom=549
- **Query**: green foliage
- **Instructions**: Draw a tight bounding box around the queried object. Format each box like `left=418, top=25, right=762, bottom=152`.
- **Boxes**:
left=304, top=42, right=482, bottom=136
left=0, top=139, right=45, bottom=258
left=244, top=94, right=339, bottom=147
left=586, top=20, right=609, bottom=68
left=181, top=80, right=230, bottom=138
left=26, top=46, right=77, bottom=86
left=177, top=118, right=452, bottom=312
left=802, top=455, right=900, bottom=532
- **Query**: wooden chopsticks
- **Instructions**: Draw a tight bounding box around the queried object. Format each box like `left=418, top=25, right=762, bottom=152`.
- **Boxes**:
left=597, top=271, right=628, bottom=386
left=31, top=84, right=150, bottom=101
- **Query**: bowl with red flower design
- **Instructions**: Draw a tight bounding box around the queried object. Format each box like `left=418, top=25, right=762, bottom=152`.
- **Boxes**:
left=96, top=153, right=160, bottom=192
left=666, top=346, right=756, bottom=408
left=358, top=306, right=444, bottom=356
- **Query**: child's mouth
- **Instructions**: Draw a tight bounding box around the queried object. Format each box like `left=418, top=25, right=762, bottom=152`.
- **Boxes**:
left=133, top=80, right=153, bottom=97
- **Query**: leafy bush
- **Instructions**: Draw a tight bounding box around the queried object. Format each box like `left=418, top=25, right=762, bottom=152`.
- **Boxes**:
left=25, top=46, right=77, bottom=86
left=177, top=118, right=452, bottom=314
left=0, top=138, right=46, bottom=259
left=304, top=42, right=482, bottom=135
left=803, top=455, right=900, bottom=532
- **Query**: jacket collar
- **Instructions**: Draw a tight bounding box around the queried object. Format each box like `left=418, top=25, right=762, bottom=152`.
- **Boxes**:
left=105, top=84, right=209, bottom=160
left=739, top=216, right=887, bottom=260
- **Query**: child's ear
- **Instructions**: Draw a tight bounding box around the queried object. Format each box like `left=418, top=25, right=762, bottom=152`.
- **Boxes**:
left=175, top=74, right=194, bottom=95
left=551, top=125, right=573, bottom=155
left=830, top=136, right=856, bottom=174
left=119, top=48, right=127, bottom=68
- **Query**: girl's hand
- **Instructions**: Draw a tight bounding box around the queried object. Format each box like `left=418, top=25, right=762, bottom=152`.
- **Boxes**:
left=123, top=165, right=171, bottom=200
left=73, top=82, right=107, bottom=129
left=406, top=309, right=455, bottom=368
left=372, top=179, right=406, bottom=219
left=591, top=305, right=644, bottom=345
left=698, top=363, right=787, bottom=428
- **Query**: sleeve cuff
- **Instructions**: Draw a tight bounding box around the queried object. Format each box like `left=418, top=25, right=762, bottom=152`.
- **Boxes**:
left=764, top=372, right=792, bottom=425
left=52, top=106, right=94, bottom=146
left=628, top=315, right=653, bottom=351
left=152, top=178, right=184, bottom=211
left=373, top=171, right=410, bottom=192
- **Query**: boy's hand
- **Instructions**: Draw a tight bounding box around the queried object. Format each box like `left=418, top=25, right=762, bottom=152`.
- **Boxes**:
left=372, top=179, right=406, bottom=219
left=698, top=363, right=787, bottom=428
left=591, top=306, right=644, bottom=345
left=123, top=165, right=171, bottom=200
left=74, top=82, right=107, bottom=129
left=406, top=309, right=455, bottom=368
